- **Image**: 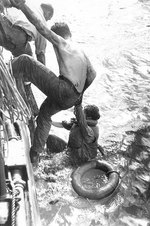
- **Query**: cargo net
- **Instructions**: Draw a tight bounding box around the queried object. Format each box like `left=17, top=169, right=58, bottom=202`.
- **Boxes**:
left=0, top=55, right=31, bottom=124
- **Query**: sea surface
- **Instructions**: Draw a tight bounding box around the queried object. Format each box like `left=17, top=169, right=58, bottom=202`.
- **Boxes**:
left=25, top=0, right=150, bottom=225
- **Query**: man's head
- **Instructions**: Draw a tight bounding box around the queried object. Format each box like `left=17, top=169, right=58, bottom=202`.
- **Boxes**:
left=84, top=105, right=100, bottom=120
left=41, top=3, right=54, bottom=21
left=51, top=22, right=72, bottom=39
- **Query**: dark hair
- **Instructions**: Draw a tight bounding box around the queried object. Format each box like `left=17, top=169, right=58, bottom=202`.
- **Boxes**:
left=51, top=22, right=72, bottom=39
left=84, top=105, right=100, bottom=120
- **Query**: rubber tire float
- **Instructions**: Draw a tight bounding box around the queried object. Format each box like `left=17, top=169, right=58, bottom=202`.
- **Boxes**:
left=71, top=160, right=120, bottom=200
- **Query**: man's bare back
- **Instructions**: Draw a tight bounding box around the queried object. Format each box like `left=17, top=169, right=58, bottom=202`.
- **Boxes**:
left=54, top=41, right=88, bottom=93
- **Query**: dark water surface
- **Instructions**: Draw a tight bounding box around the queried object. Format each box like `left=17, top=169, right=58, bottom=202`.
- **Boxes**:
left=33, top=0, right=150, bottom=225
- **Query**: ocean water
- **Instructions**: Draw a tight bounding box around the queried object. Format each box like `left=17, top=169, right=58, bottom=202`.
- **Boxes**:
left=21, top=0, right=150, bottom=225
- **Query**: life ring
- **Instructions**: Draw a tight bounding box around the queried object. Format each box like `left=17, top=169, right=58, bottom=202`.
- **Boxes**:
left=71, top=160, right=120, bottom=200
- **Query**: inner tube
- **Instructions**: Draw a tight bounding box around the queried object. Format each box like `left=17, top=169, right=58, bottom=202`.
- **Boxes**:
left=71, top=160, right=120, bottom=200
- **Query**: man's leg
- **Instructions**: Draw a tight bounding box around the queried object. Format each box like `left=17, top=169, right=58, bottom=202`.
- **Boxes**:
left=11, top=54, right=58, bottom=116
left=12, top=54, right=59, bottom=97
left=30, top=98, right=61, bottom=164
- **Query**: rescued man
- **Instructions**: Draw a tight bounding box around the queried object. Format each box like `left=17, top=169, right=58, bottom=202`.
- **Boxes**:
left=48, top=103, right=104, bottom=166
left=10, top=0, right=97, bottom=165
left=0, top=0, right=54, bottom=64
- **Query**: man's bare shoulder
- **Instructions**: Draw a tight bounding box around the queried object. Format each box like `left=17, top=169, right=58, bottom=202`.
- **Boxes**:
left=60, top=41, right=87, bottom=60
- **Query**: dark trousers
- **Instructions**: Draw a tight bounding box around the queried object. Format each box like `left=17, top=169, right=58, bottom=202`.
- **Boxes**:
left=0, top=14, right=32, bottom=57
left=12, top=54, right=81, bottom=153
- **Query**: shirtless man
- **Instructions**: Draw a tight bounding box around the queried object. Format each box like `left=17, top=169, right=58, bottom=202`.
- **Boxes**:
left=10, top=0, right=96, bottom=164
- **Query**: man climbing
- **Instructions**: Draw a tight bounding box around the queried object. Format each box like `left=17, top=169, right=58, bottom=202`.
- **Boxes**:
left=10, top=0, right=97, bottom=165
left=0, top=0, right=54, bottom=64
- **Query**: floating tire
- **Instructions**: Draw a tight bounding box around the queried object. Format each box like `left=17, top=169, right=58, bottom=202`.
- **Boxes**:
left=71, top=160, right=120, bottom=200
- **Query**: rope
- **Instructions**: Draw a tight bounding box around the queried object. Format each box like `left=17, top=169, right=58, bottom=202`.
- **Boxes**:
left=11, top=187, right=16, bottom=226
left=0, top=55, right=31, bottom=123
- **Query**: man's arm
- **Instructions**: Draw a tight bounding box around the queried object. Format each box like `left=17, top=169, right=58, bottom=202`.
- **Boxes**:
left=10, top=0, right=63, bottom=46
left=74, top=104, right=95, bottom=143
left=52, top=120, right=72, bottom=130
left=52, top=121, right=63, bottom=128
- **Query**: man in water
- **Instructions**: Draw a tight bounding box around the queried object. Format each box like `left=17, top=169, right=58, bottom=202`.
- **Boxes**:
left=10, top=0, right=96, bottom=165
left=0, top=0, right=54, bottom=64
left=49, top=104, right=104, bottom=165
